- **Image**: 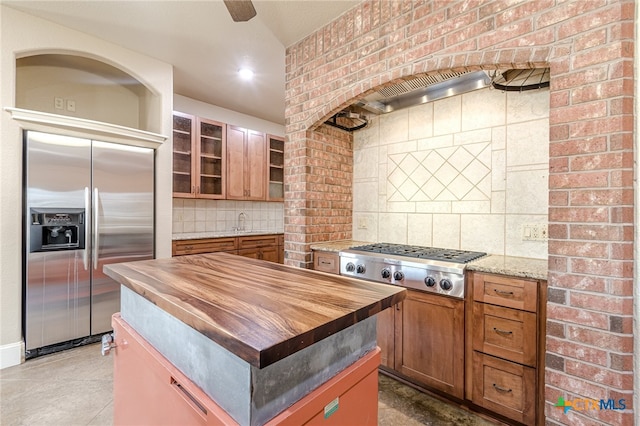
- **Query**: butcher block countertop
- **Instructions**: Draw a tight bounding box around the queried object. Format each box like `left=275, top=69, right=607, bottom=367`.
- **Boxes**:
left=104, top=252, right=406, bottom=368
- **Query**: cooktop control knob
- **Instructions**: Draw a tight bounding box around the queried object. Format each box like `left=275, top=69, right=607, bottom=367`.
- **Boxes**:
left=424, top=276, right=436, bottom=287
left=356, top=264, right=366, bottom=274
left=393, top=271, right=404, bottom=281
left=381, top=268, right=391, bottom=279
left=346, top=262, right=355, bottom=272
left=440, top=278, right=453, bottom=291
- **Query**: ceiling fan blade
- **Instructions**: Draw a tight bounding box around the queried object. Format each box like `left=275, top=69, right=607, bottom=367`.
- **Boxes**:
left=223, top=0, right=257, bottom=22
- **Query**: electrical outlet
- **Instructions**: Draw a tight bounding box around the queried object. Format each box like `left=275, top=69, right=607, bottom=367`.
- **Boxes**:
left=357, top=217, right=368, bottom=229
left=522, top=223, right=548, bottom=241
left=54, top=97, right=64, bottom=109
left=66, top=99, right=76, bottom=112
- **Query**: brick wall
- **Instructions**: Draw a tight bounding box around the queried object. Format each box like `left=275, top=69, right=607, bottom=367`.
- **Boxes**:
left=284, top=125, right=353, bottom=266
left=284, top=1, right=635, bottom=424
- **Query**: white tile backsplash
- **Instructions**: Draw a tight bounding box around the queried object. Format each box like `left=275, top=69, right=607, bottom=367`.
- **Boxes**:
left=433, top=96, right=461, bottom=136
left=353, top=86, right=549, bottom=259
left=173, top=199, right=284, bottom=235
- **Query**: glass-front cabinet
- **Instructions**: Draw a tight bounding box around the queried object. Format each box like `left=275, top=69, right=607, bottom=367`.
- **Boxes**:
left=197, top=118, right=225, bottom=199
left=172, top=112, right=195, bottom=197
left=172, top=112, right=283, bottom=202
left=267, top=135, right=284, bottom=201
left=172, top=112, right=226, bottom=199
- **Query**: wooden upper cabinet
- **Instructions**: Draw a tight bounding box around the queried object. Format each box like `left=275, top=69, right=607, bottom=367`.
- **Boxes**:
left=172, top=113, right=226, bottom=199
left=172, top=112, right=196, bottom=197
left=226, top=125, right=267, bottom=200
left=196, top=118, right=226, bottom=199
left=267, top=135, right=285, bottom=201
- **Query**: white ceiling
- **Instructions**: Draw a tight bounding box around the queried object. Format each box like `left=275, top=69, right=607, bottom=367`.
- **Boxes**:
left=3, top=0, right=359, bottom=125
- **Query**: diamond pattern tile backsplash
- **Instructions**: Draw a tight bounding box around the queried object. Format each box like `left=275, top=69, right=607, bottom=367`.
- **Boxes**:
left=353, top=87, right=549, bottom=259
left=388, top=142, right=491, bottom=202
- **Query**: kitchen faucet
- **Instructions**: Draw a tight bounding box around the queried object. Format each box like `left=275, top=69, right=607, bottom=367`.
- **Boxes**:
left=237, top=212, right=246, bottom=232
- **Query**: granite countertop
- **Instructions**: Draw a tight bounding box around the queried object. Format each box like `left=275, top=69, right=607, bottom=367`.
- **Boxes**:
left=173, top=230, right=283, bottom=240
left=310, top=241, right=547, bottom=280
left=310, top=240, right=371, bottom=252
left=104, top=252, right=405, bottom=368
left=466, top=255, right=547, bottom=281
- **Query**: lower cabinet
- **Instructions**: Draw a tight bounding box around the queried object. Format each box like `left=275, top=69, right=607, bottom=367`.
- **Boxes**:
left=466, top=272, right=546, bottom=425
left=312, top=250, right=340, bottom=274
left=173, top=234, right=283, bottom=264
left=311, top=249, right=547, bottom=425
left=237, top=235, right=280, bottom=262
left=376, top=307, right=395, bottom=369
left=384, top=290, right=465, bottom=399
left=471, top=352, right=536, bottom=424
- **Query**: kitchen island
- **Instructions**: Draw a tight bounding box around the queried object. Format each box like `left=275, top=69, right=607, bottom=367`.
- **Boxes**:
left=104, top=252, right=406, bottom=426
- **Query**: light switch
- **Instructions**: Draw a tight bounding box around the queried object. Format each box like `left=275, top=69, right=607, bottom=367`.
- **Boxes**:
left=54, top=97, right=64, bottom=109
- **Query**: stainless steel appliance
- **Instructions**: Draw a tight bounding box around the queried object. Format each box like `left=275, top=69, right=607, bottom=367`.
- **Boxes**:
left=24, top=131, right=154, bottom=357
left=339, top=243, right=486, bottom=298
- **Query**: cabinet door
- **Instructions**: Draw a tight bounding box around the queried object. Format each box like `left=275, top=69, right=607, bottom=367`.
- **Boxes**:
left=226, top=125, right=266, bottom=200
left=246, top=130, right=266, bottom=200
left=377, top=306, right=396, bottom=369
left=226, top=125, right=246, bottom=199
left=172, top=112, right=196, bottom=197
left=196, top=118, right=226, bottom=199
left=395, top=290, right=465, bottom=399
left=267, top=135, right=285, bottom=201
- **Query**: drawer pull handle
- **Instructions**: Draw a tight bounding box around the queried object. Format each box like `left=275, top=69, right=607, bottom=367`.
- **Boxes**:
left=494, top=289, right=514, bottom=297
left=492, top=384, right=513, bottom=393
left=493, top=327, right=513, bottom=336
left=185, top=245, right=193, bottom=250
left=171, top=377, right=208, bottom=415
left=320, top=260, right=332, bottom=265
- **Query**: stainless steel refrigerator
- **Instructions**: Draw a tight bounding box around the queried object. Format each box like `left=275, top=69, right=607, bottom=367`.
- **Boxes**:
left=24, top=131, right=154, bottom=355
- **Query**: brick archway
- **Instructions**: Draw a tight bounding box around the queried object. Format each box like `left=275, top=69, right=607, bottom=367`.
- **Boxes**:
left=285, top=1, right=635, bottom=424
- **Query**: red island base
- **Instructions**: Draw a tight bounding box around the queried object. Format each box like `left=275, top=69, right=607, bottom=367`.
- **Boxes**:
left=112, top=314, right=380, bottom=425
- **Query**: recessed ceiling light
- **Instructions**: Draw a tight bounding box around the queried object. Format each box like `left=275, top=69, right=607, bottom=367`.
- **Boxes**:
left=238, top=68, right=254, bottom=80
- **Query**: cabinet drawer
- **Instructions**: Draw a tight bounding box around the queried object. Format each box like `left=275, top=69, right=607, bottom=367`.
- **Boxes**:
left=313, top=251, right=339, bottom=275
left=172, top=238, right=237, bottom=256
left=237, top=235, right=279, bottom=249
left=238, top=246, right=278, bottom=262
left=472, top=303, right=537, bottom=366
left=471, top=352, right=536, bottom=425
left=473, top=273, right=538, bottom=312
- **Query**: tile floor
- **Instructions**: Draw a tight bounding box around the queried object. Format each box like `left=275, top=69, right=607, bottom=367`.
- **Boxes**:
left=1, top=344, right=496, bottom=425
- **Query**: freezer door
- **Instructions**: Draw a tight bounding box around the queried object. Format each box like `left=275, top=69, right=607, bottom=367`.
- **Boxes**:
left=91, top=141, right=154, bottom=335
left=25, top=131, right=91, bottom=350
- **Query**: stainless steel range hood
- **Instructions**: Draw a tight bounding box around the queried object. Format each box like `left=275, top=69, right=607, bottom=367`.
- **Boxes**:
left=355, top=70, right=492, bottom=115
left=325, top=68, right=550, bottom=132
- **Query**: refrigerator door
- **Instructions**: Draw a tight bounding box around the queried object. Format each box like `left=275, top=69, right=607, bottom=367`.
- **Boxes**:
left=91, top=141, right=154, bottom=335
left=25, top=131, right=91, bottom=350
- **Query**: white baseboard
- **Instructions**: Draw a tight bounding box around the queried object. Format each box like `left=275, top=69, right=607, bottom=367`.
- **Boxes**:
left=0, top=341, right=24, bottom=369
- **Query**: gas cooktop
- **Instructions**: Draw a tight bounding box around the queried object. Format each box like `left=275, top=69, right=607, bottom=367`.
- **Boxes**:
left=338, top=243, right=487, bottom=299
left=348, top=243, right=486, bottom=264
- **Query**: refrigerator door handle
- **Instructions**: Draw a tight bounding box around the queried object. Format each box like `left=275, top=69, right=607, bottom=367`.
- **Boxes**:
left=83, top=187, right=90, bottom=270
left=93, top=187, right=100, bottom=270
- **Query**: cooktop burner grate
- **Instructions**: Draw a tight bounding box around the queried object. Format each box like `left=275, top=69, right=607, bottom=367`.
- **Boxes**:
left=349, top=243, right=486, bottom=263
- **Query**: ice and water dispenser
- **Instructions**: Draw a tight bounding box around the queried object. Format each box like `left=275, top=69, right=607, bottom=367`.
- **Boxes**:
left=29, top=208, right=85, bottom=252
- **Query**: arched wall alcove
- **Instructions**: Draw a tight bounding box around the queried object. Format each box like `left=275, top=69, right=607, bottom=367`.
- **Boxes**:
left=15, top=52, right=160, bottom=133
left=283, top=1, right=635, bottom=424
